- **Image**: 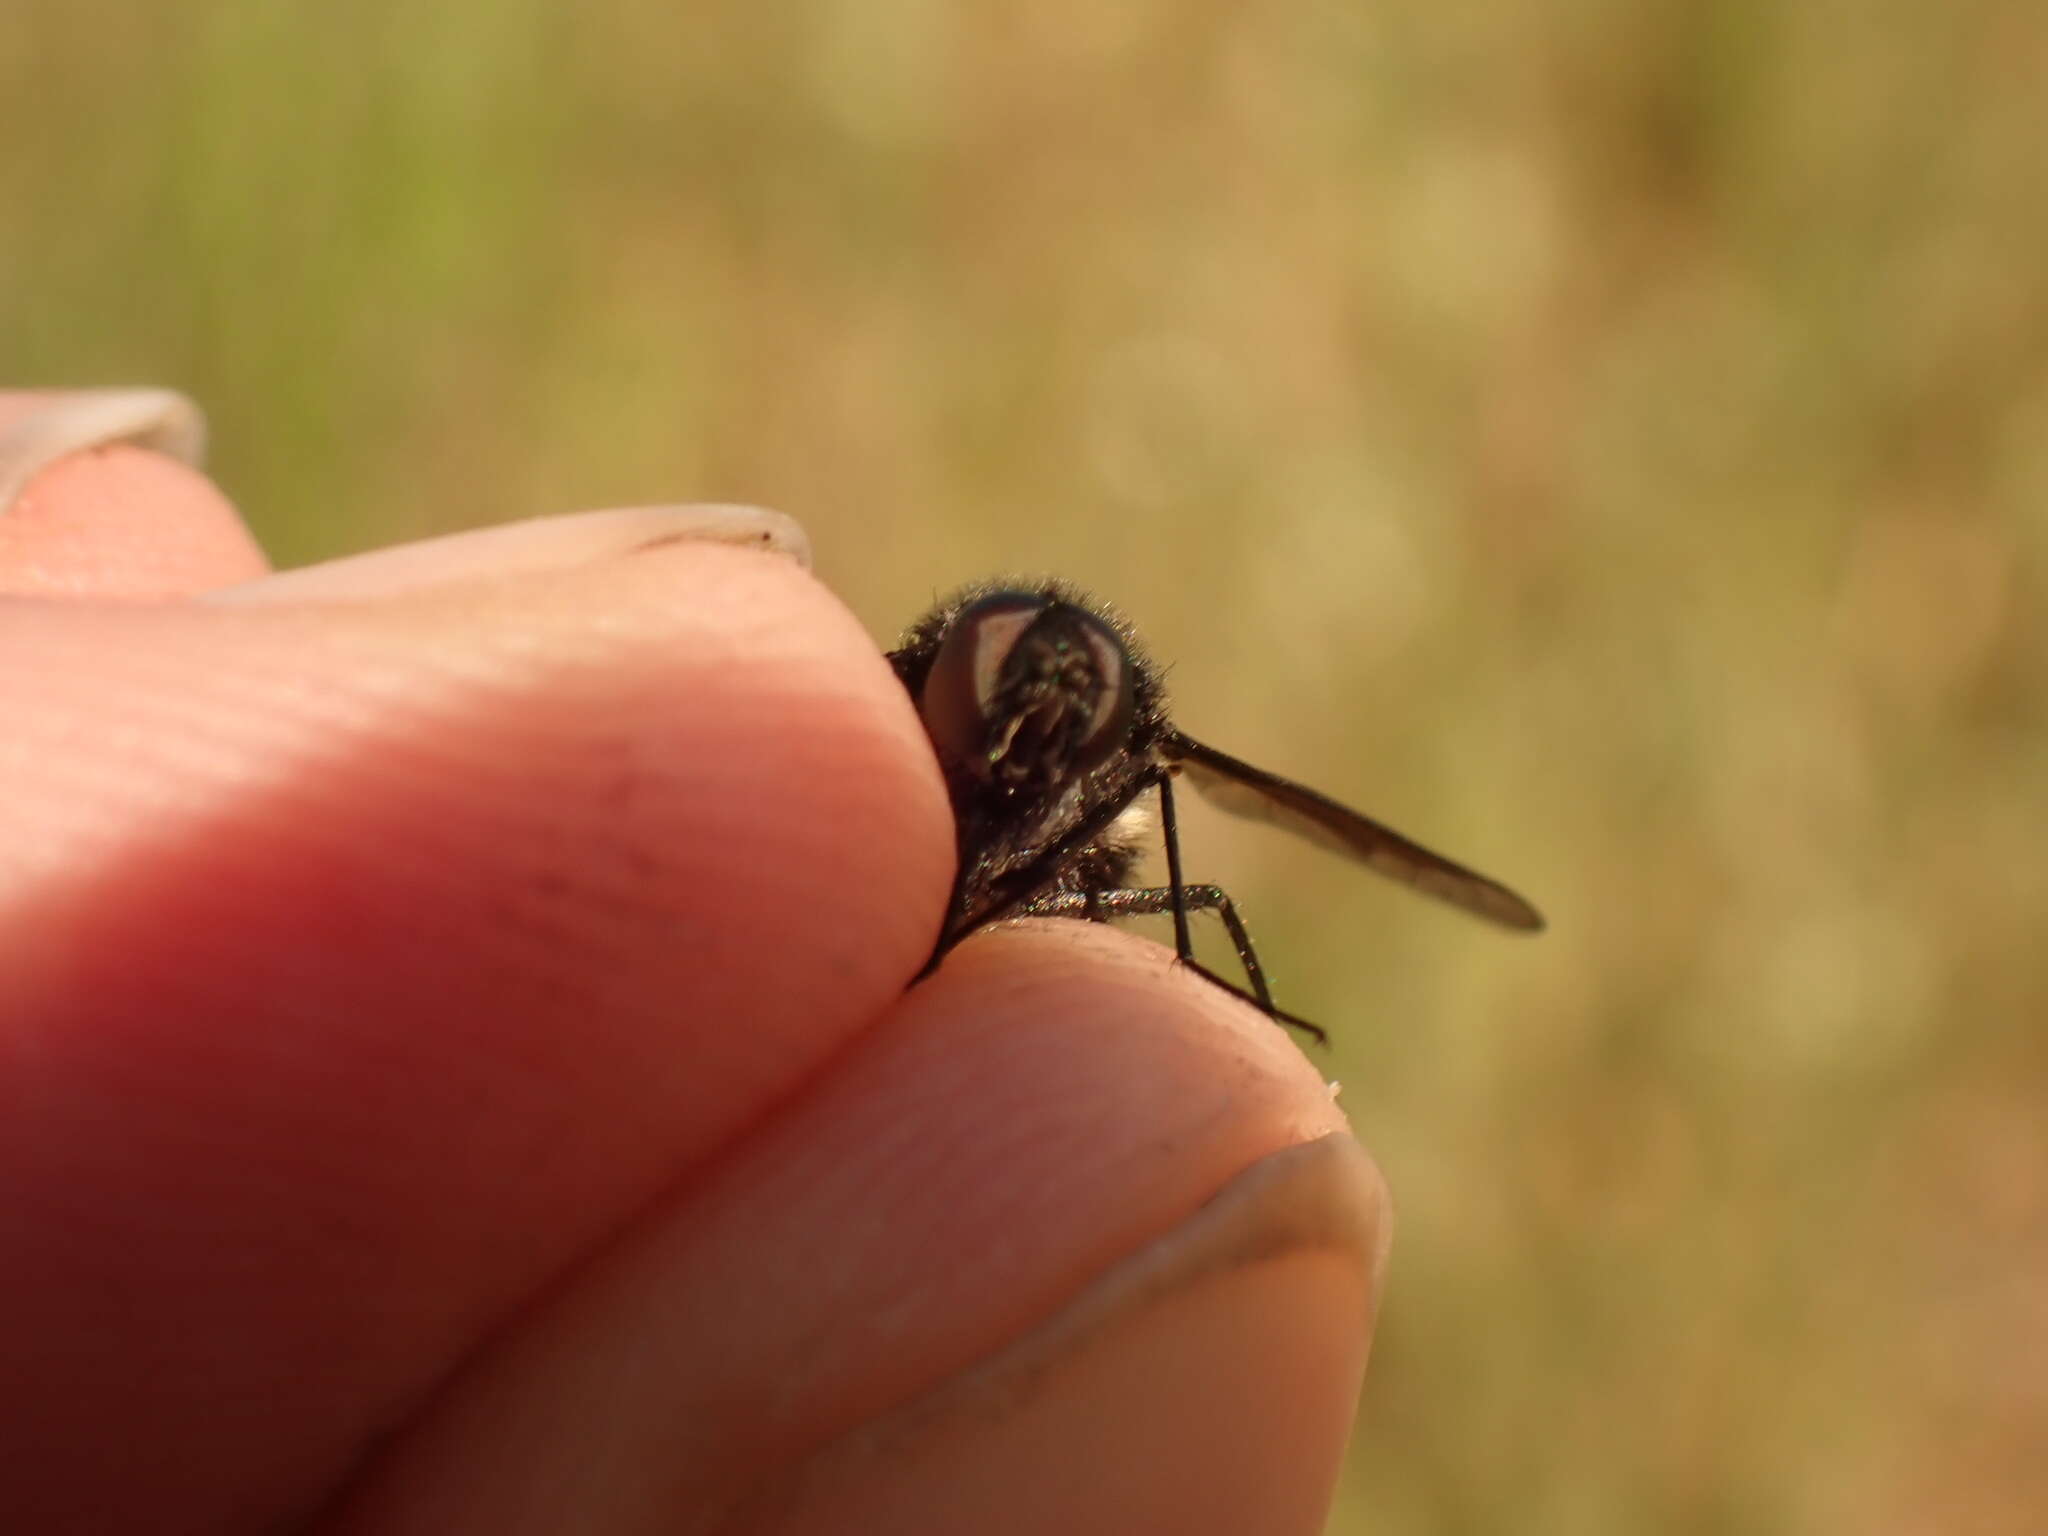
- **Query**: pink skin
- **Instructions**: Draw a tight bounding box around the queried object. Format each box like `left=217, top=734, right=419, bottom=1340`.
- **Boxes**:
left=0, top=393, right=1385, bottom=1535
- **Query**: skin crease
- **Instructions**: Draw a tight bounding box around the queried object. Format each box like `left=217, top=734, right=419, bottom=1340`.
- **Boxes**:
left=0, top=392, right=1386, bottom=1536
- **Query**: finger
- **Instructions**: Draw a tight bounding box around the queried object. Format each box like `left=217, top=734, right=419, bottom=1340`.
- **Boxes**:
left=768, top=1135, right=1384, bottom=1536
left=0, top=388, right=268, bottom=595
left=329, top=923, right=1383, bottom=1536
left=0, top=537, right=953, bottom=1534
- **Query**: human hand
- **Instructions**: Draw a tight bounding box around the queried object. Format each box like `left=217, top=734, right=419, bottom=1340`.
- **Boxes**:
left=0, top=390, right=1387, bottom=1535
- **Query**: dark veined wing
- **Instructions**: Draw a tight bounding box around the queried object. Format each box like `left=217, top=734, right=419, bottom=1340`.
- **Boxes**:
left=1157, top=728, right=1545, bottom=932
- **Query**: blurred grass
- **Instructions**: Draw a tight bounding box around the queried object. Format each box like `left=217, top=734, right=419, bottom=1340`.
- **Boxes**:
left=6, top=1, right=2045, bottom=1529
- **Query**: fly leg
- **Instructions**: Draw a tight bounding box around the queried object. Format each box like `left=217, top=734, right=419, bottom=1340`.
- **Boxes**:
left=1020, top=882, right=1327, bottom=1046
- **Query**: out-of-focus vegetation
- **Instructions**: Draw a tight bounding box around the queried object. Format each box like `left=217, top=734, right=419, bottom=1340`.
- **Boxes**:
left=7, top=2, right=2044, bottom=1529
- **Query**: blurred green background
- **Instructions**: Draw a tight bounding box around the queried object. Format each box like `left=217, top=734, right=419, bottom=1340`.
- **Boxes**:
left=7, top=2, right=2045, bottom=1529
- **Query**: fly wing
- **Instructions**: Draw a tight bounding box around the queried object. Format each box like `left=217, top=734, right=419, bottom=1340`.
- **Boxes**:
left=1157, top=728, right=1545, bottom=931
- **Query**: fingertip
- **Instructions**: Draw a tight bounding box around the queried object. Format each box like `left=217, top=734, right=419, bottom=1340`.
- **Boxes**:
left=0, top=390, right=265, bottom=596
left=323, top=926, right=1379, bottom=1532
left=207, top=504, right=810, bottom=605
left=909, top=920, right=1346, bottom=1137
left=752, top=1135, right=1385, bottom=1536
left=742, top=944, right=1381, bottom=1532
left=0, top=535, right=957, bottom=1533
left=0, top=446, right=269, bottom=596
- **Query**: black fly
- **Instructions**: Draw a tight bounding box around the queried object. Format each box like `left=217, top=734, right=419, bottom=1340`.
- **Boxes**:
left=888, top=580, right=1543, bottom=1044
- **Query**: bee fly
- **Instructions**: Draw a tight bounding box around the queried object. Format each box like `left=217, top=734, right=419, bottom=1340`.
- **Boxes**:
left=888, top=581, right=1543, bottom=1044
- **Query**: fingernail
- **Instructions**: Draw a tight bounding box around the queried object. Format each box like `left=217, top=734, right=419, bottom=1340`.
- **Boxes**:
left=744, top=1133, right=1389, bottom=1533
left=205, top=503, right=812, bottom=604
left=0, top=389, right=207, bottom=515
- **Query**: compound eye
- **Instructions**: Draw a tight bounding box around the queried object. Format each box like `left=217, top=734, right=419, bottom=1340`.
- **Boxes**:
left=919, top=592, right=1136, bottom=790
